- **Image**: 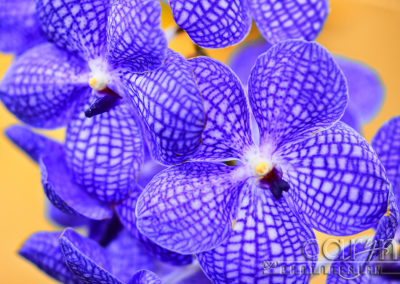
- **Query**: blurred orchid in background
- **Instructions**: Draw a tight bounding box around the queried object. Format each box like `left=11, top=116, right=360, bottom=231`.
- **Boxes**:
left=0, top=0, right=46, bottom=54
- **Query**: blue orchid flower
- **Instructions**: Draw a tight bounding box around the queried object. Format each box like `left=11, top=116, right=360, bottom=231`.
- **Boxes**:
left=19, top=228, right=161, bottom=284
left=20, top=227, right=212, bottom=284
left=5, top=123, right=193, bottom=266
left=0, top=0, right=205, bottom=164
left=0, top=0, right=47, bottom=54
left=134, top=40, right=390, bottom=283
left=229, top=39, right=385, bottom=133
left=169, top=0, right=329, bottom=48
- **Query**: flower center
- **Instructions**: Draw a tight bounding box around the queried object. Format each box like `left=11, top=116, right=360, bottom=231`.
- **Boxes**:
left=244, top=149, right=290, bottom=199
left=259, top=166, right=290, bottom=200
left=255, top=161, right=272, bottom=176
left=88, top=76, right=108, bottom=91
left=87, top=58, right=112, bottom=91
left=250, top=157, right=290, bottom=200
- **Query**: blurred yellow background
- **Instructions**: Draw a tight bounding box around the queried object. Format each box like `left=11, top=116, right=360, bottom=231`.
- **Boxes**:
left=0, top=0, right=399, bottom=282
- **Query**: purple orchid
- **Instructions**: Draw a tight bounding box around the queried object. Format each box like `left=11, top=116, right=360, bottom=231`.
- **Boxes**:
left=229, top=39, right=385, bottom=133
left=0, top=0, right=47, bottom=54
left=5, top=123, right=193, bottom=266
left=20, top=227, right=212, bottom=284
left=135, top=40, right=390, bottom=283
left=19, top=228, right=161, bottom=284
left=0, top=0, right=205, bottom=163
left=169, top=0, right=329, bottom=48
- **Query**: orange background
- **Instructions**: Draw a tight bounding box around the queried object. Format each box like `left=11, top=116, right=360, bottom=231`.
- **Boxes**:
left=0, top=0, right=399, bottom=282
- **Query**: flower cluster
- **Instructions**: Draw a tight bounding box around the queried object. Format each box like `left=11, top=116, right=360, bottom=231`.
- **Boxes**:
left=0, top=0, right=398, bottom=284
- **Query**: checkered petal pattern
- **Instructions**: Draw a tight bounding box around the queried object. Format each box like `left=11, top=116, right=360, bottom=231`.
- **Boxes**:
left=106, top=230, right=154, bottom=283
left=129, top=270, right=161, bottom=284
left=189, top=56, right=254, bottom=161
left=248, top=0, right=329, bottom=44
left=0, top=0, right=46, bottom=54
left=249, top=40, right=348, bottom=150
left=336, top=56, right=384, bottom=124
left=40, top=144, right=113, bottom=220
left=278, top=122, right=389, bottom=235
left=19, top=231, right=80, bottom=284
left=169, top=0, right=251, bottom=48
left=115, top=186, right=194, bottom=265
left=124, top=49, right=205, bottom=165
left=197, top=187, right=317, bottom=284
left=372, top=116, right=400, bottom=205
left=136, top=162, right=246, bottom=254
left=229, top=42, right=379, bottom=134
left=65, top=103, right=144, bottom=203
left=0, top=43, right=88, bottom=129
left=60, top=228, right=123, bottom=284
left=5, top=125, right=60, bottom=164
left=107, top=0, right=167, bottom=73
left=36, top=0, right=109, bottom=60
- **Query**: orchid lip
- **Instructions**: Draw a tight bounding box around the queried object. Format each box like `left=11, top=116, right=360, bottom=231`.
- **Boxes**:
left=84, top=94, right=120, bottom=118
left=259, top=166, right=290, bottom=200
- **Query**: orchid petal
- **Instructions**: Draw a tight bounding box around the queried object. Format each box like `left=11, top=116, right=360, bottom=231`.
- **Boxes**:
left=136, top=162, right=246, bottom=254
left=189, top=56, right=254, bottom=161
left=278, top=122, right=389, bottom=235
left=115, top=186, right=194, bottom=265
left=19, top=231, right=80, bottom=284
left=249, top=40, right=348, bottom=150
left=107, top=0, right=167, bottom=72
left=0, top=43, right=88, bottom=128
left=124, top=49, right=204, bottom=164
left=5, top=125, right=60, bottom=163
left=0, top=0, right=46, bottom=54
left=40, top=143, right=113, bottom=220
left=60, top=228, right=122, bottom=284
left=249, top=0, right=329, bottom=44
left=65, top=102, right=144, bottom=203
left=197, top=187, right=317, bottom=284
left=169, top=0, right=251, bottom=48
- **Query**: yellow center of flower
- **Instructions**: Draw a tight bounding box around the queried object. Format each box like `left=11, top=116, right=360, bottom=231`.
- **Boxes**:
left=255, top=161, right=272, bottom=176
left=88, top=76, right=108, bottom=91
